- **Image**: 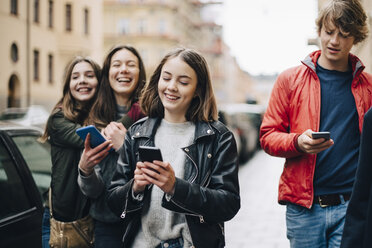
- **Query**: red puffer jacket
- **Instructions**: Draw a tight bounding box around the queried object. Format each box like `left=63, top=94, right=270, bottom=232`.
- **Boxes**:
left=260, top=50, right=372, bottom=209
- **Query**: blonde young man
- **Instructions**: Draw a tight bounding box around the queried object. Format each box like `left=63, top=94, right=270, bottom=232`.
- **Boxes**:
left=260, top=0, right=372, bottom=247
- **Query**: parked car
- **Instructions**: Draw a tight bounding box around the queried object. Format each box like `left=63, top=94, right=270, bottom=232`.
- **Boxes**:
left=219, top=104, right=265, bottom=163
left=0, top=121, right=51, bottom=247
left=0, top=105, right=50, bottom=130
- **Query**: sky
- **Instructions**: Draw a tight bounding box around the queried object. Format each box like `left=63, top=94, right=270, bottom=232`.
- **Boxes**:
left=219, top=0, right=319, bottom=75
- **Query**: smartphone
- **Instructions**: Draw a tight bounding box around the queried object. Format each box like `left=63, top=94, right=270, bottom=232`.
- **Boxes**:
left=138, top=146, right=163, bottom=162
left=76, top=125, right=107, bottom=148
left=311, top=131, right=330, bottom=140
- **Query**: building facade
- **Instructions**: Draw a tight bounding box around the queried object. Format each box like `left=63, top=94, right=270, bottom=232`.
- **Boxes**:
left=0, top=0, right=103, bottom=111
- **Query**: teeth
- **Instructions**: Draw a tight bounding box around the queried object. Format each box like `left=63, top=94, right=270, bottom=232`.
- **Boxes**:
left=117, top=78, right=131, bottom=83
left=166, top=95, right=178, bottom=100
left=78, top=88, right=90, bottom=92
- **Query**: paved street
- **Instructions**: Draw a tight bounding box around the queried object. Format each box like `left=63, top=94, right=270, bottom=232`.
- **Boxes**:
left=225, top=150, right=289, bottom=248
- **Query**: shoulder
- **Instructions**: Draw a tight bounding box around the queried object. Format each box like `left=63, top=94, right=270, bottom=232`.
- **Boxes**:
left=128, top=102, right=146, bottom=121
left=209, top=120, right=230, bottom=134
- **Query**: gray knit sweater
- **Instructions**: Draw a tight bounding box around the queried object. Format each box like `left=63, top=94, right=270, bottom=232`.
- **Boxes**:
left=132, top=119, right=195, bottom=248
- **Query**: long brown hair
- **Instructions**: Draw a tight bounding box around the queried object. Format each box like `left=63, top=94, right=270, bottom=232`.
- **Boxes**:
left=40, top=56, right=101, bottom=142
left=87, top=45, right=146, bottom=129
left=140, top=47, right=218, bottom=122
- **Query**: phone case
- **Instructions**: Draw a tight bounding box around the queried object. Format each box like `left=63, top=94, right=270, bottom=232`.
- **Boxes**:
left=76, top=125, right=107, bottom=148
left=138, top=146, right=163, bottom=162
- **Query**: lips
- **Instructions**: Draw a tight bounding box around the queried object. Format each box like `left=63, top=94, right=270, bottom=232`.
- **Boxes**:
left=117, top=77, right=132, bottom=84
left=164, top=93, right=179, bottom=101
left=76, top=87, right=93, bottom=93
left=328, top=47, right=340, bottom=53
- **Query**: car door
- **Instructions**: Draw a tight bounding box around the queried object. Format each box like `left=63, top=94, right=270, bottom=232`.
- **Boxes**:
left=0, top=129, right=51, bottom=247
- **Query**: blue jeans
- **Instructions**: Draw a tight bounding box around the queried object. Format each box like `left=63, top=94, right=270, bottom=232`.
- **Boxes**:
left=286, top=198, right=349, bottom=248
left=94, top=220, right=124, bottom=248
left=42, top=207, right=50, bottom=248
left=156, top=237, right=184, bottom=248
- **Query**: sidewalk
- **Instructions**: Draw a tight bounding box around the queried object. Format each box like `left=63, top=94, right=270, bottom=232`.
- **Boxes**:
left=225, top=150, right=289, bottom=248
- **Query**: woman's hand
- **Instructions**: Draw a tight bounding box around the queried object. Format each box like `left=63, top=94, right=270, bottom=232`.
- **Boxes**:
left=133, top=161, right=152, bottom=194
left=79, top=133, right=112, bottom=176
left=102, top=122, right=127, bottom=151
left=140, top=160, right=176, bottom=195
left=297, top=129, right=334, bottom=154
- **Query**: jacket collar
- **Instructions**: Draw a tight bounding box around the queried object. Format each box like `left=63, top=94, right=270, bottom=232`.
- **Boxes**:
left=133, top=117, right=215, bottom=141
left=302, top=50, right=365, bottom=79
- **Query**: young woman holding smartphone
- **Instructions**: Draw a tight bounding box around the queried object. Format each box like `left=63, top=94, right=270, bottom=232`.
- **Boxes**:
left=107, top=48, right=240, bottom=248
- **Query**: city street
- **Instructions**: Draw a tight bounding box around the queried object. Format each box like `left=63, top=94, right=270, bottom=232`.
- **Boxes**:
left=225, top=150, right=289, bottom=248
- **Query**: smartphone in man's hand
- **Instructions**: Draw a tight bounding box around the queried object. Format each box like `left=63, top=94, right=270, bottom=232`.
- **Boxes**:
left=311, top=131, right=330, bottom=140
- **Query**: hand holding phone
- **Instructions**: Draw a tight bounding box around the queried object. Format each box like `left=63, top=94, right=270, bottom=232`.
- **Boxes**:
left=76, top=125, right=108, bottom=148
left=311, top=131, right=330, bottom=140
left=138, top=146, right=163, bottom=162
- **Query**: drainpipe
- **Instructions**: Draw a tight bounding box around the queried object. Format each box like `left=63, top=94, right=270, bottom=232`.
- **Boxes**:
left=26, top=0, right=31, bottom=106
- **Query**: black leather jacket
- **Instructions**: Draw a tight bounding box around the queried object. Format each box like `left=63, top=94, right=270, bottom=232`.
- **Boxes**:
left=107, top=117, right=240, bottom=248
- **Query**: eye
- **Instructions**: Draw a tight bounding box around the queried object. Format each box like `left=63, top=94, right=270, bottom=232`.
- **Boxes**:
left=179, top=81, right=189, bottom=85
left=128, top=62, right=137, bottom=67
left=112, top=62, right=120, bottom=67
left=162, top=77, right=171, bottom=81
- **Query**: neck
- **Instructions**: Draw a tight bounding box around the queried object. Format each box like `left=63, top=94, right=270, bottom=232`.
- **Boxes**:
left=164, top=111, right=187, bottom=123
left=114, top=93, right=130, bottom=107
left=318, top=54, right=350, bottom=72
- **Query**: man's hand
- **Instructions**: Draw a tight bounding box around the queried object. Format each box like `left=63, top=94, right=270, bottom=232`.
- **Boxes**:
left=297, top=129, right=334, bottom=154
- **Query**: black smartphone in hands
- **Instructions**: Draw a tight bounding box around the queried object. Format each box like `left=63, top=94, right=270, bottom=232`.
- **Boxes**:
left=76, top=125, right=108, bottom=148
left=138, top=146, right=163, bottom=162
left=311, top=131, right=330, bottom=140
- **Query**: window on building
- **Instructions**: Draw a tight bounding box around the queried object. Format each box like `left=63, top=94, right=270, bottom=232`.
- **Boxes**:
left=10, top=43, right=18, bottom=62
left=118, top=19, right=129, bottom=34
left=10, top=0, right=18, bottom=15
left=33, top=50, right=39, bottom=81
left=84, top=8, right=89, bottom=35
left=33, top=0, right=39, bottom=23
left=48, top=0, right=53, bottom=28
left=48, top=54, right=53, bottom=84
left=138, top=19, right=146, bottom=34
left=65, top=4, right=72, bottom=32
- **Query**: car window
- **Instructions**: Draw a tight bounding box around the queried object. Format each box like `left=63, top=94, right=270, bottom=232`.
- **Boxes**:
left=0, top=140, right=32, bottom=220
left=11, top=135, right=51, bottom=197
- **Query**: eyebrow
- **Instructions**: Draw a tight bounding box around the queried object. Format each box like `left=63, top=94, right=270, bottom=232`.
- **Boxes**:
left=163, top=71, right=192, bottom=79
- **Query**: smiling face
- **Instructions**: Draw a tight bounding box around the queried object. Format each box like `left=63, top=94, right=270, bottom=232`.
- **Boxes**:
left=158, top=56, right=198, bottom=123
left=69, top=61, right=98, bottom=102
left=108, top=48, right=140, bottom=106
left=318, top=21, right=355, bottom=71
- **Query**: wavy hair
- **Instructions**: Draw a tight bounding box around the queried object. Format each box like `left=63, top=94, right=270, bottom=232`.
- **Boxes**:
left=316, top=0, right=368, bottom=44
left=40, top=56, right=101, bottom=142
left=140, top=47, right=218, bottom=122
left=87, top=45, right=146, bottom=129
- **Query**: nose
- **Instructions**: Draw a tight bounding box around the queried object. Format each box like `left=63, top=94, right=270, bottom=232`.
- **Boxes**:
left=167, top=79, right=177, bottom=91
left=78, top=75, right=86, bottom=84
left=330, top=33, right=340, bottom=45
left=120, top=64, right=129, bottom=73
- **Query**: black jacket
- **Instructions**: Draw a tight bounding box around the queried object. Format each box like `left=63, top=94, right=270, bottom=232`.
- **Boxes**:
left=341, top=108, right=372, bottom=248
left=107, top=117, right=240, bottom=248
left=48, top=110, right=90, bottom=221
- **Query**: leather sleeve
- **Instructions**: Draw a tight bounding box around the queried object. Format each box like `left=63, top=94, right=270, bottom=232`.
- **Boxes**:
left=162, top=127, right=240, bottom=223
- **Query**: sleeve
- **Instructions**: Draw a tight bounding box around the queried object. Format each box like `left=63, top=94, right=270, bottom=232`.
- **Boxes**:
left=259, top=71, right=303, bottom=158
left=107, top=131, right=144, bottom=217
left=162, top=126, right=240, bottom=223
left=78, top=166, right=105, bottom=199
left=341, top=110, right=372, bottom=248
left=48, top=110, right=84, bottom=148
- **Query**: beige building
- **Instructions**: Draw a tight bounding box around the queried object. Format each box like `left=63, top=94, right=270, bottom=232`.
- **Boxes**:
left=103, top=0, right=254, bottom=104
left=0, top=0, right=103, bottom=111
left=0, top=0, right=253, bottom=112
